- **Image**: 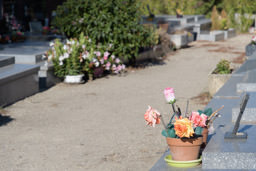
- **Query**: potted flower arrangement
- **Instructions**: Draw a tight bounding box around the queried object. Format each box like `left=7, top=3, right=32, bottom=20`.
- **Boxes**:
left=46, top=33, right=125, bottom=83
left=246, top=35, right=256, bottom=56
left=144, top=87, right=222, bottom=166
left=208, top=59, right=235, bottom=97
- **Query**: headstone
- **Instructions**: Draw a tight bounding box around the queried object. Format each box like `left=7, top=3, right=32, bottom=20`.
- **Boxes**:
left=29, top=21, right=43, bottom=33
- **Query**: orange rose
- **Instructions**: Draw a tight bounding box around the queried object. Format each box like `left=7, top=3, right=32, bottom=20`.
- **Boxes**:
left=174, top=117, right=194, bottom=138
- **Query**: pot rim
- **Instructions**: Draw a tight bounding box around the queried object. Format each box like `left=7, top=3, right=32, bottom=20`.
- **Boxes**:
left=166, top=137, right=203, bottom=146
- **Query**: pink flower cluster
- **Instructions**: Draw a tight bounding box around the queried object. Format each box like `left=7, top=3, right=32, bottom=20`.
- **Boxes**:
left=189, top=112, right=208, bottom=127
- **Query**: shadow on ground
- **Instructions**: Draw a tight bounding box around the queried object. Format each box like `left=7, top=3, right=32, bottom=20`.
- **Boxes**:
left=0, top=113, right=14, bottom=127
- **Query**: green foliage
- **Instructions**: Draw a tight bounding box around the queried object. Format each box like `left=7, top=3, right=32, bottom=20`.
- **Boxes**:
left=214, top=59, right=231, bottom=74
left=53, top=0, right=156, bottom=62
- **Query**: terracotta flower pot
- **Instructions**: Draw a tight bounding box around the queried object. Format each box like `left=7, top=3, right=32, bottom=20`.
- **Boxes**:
left=202, top=128, right=209, bottom=146
left=166, top=137, right=203, bottom=161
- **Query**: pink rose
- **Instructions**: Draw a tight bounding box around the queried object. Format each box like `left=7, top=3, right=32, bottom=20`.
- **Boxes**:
left=144, top=106, right=161, bottom=127
left=189, top=112, right=208, bottom=127
left=164, top=87, right=175, bottom=104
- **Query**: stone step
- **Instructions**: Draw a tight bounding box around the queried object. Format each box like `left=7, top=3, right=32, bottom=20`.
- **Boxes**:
left=0, top=56, right=15, bottom=68
left=0, top=64, right=40, bottom=106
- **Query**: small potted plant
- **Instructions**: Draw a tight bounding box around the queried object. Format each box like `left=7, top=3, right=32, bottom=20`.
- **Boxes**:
left=46, top=33, right=125, bottom=83
left=46, top=37, right=86, bottom=83
left=208, top=59, right=233, bottom=96
left=246, top=35, right=256, bottom=56
left=144, top=88, right=222, bottom=167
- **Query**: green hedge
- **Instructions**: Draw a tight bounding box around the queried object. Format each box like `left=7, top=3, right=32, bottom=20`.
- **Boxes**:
left=53, top=0, right=156, bottom=62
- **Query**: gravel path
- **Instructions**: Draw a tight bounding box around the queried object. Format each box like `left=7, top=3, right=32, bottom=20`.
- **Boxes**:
left=0, top=34, right=251, bottom=171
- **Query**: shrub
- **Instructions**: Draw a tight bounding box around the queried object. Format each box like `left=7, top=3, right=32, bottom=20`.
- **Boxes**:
left=214, top=59, right=231, bottom=74
left=53, top=0, right=156, bottom=63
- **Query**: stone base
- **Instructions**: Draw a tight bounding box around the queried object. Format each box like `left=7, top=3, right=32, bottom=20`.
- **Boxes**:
left=170, top=34, right=188, bottom=49
left=198, top=30, right=225, bottom=42
left=246, top=43, right=256, bottom=56
left=223, top=28, right=236, bottom=40
left=0, top=64, right=40, bottom=106
left=208, top=72, right=232, bottom=97
left=38, top=62, right=61, bottom=90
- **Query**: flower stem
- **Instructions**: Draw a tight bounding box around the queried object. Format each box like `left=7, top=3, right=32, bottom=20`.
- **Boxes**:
left=160, top=115, right=169, bottom=137
left=171, top=103, right=176, bottom=113
left=185, top=100, right=189, bottom=118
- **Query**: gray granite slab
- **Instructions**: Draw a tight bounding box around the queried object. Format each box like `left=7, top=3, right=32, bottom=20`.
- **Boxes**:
left=237, top=83, right=256, bottom=92
left=202, top=97, right=256, bottom=169
left=0, top=64, right=39, bottom=85
left=213, top=74, right=244, bottom=98
left=0, top=42, right=49, bottom=64
left=0, top=63, right=40, bottom=106
left=234, top=59, right=256, bottom=74
left=0, top=56, right=15, bottom=67
left=223, top=29, right=236, bottom=40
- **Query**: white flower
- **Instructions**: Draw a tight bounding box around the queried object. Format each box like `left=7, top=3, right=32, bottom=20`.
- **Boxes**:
left=48, top=55, right=53, bottom=60
left=59, top=55, right=64, bottom=62
left=49, top=42, right=54, bottom=47
left=59, top=61, right=63, bottom=66
left=64, top=53, right=69, bottom=59
left=82, top=45, right=86, bottom=49
left=89, top=39, right=91, bottom=43
left=109, top=44, right=113, bottom=48
left=71, top=40, right=75, bottom=45
left=63, top=45, right=67, bottom=50
left=111, top=55, right=115, bottom=59
left=79, top=18, right=84, bottom=23
left=92, top=58, right=97, bottom=63
left=82, top=51, right=89, bottom=59
left=95, top=61, right=99, bottom=67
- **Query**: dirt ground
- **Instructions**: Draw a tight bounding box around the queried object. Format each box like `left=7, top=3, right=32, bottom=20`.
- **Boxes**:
left=0, top=34, right=251, bottom=171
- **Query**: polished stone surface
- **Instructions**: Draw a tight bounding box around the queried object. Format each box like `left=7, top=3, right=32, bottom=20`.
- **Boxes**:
left=0, top=56, right=15, bottom=67
left=0, top=64, right=40, bottom=106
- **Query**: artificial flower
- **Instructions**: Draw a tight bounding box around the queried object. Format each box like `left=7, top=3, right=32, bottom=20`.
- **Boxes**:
left=190, top=112, right=208, bottom=127
left=174, top=117, right=194, bottom=138
left=144, top=106, right=161, bottom=127
left=164, top=87, right=176, bottom=104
